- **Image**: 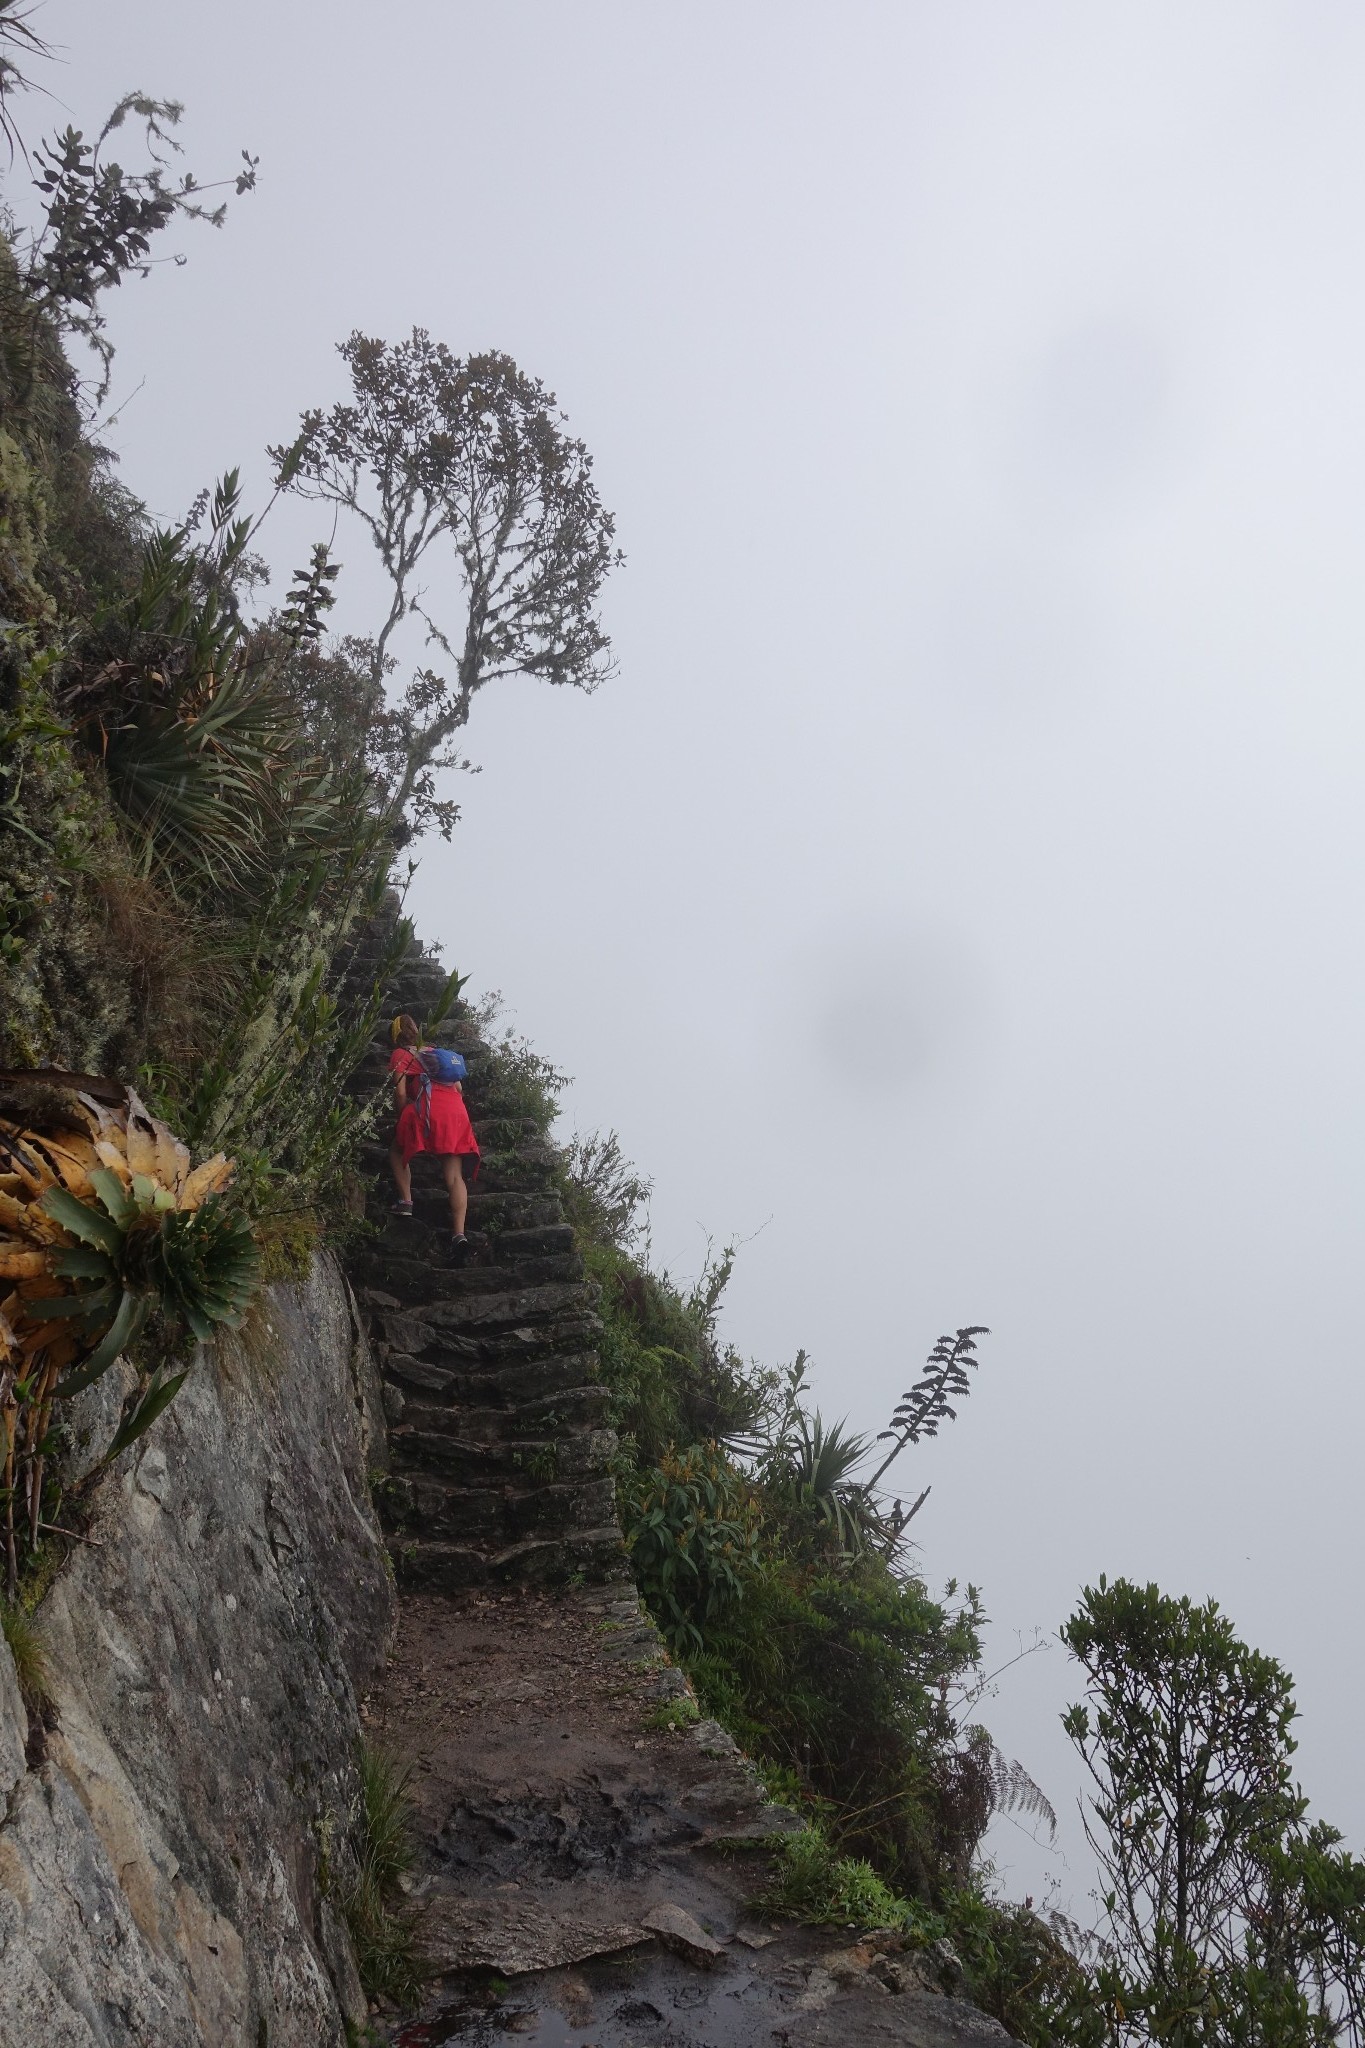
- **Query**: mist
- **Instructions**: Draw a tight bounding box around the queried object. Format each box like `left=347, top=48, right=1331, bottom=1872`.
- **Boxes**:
left=40, top=0, right=1365, bottom=1909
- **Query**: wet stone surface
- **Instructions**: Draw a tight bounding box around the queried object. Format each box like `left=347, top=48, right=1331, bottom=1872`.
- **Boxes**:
left=367, top=1588, right=1009, bottom=2048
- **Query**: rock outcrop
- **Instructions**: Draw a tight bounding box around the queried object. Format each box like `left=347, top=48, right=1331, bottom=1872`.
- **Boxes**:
left=0, top=1256, right=391, bottom=2047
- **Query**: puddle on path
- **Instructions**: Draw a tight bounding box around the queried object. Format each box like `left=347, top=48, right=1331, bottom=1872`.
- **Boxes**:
left=393, top=1953, right=789, bottom=2048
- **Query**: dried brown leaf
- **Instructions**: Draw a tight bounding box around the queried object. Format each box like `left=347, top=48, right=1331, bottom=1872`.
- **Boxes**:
left=0, top=1251, right=49, bottom=1280
left=124, top=1117, right=159, bottom=1183
left=181, top=1155, right=234, bottom=1207
left=93, top=1139, right=133, bottom=1188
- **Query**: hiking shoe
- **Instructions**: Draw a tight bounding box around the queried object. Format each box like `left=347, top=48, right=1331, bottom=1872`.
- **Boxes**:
left=389, top=1201, right=413, bottom=1217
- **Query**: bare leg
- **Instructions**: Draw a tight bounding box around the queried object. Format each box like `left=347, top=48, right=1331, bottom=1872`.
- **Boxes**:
left=442, top=1153, right=468, bottom=1236
left=389, top=1141, right=412, bottom=1205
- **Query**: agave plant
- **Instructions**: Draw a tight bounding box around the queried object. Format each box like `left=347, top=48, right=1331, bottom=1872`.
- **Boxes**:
left=0, top=1082, right=258, bottom=1593
left=754, top=1354, right=881, bottom=1561
left=779, top=1409, right=881, bottom=1559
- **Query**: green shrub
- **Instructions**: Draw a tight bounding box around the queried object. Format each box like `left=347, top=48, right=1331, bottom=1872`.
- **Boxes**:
left=690, top=1555, right=984, bottom=1896
left=643, top=1692, right=700, bottom=1733
left=585, top=1238, right=779, bottom=1467
left=763, top=1823, right=917, bottom=1931
left=0, top=655, right=144, bottom=1079
left=468, top=1003, right=568, bottom=1131
left=941, top=1885, right=1107, bottom=2047
left=559, top=1128, right=651, bottom=1251
left=624, top=1442, right=761, bottom=1656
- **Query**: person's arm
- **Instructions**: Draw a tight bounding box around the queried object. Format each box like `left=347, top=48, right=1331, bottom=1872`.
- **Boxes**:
left=389, top=1050, right=411, bottom=1110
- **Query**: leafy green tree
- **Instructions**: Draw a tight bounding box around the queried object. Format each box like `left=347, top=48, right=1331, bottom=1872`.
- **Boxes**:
left=1062, top=1578, right=1365, bottom=2043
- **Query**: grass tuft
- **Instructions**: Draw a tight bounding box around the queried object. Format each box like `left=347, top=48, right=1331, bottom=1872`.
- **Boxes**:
left=643, top=1692, right=700, bottom=1733
left=0, top=1599, right=52, bottom=1714
left=339, top=1742, right=425, bottom=2006
left=251, top=1203, right=324, bottom=1284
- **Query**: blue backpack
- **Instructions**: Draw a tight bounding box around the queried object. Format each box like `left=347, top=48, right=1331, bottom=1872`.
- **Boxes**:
left=419, top=1046, right=467, bottom=1086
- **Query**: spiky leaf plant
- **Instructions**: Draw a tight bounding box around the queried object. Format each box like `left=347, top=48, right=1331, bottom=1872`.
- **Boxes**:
left=776, top=1409, right=879, bottom=1560
left=0, top=1080, right=257, bottom=1593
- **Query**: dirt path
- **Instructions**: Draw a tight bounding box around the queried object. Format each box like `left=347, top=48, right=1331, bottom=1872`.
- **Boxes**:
left=364, top=1586, right=1012, bottom=2048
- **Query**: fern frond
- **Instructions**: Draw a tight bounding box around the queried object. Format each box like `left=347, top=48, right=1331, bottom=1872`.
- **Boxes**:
left=1045, top=1908, right=1107, bottom=1965
left=988, top=1744, right=1057, bottom=1840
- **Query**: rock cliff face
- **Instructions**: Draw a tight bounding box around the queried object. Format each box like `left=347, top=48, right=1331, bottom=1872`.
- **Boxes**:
left=0, top=1256, right=391, bottom=2048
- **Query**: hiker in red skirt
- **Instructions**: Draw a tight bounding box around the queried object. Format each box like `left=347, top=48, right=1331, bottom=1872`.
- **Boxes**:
left=387, top=1012, right=481, bottom=1251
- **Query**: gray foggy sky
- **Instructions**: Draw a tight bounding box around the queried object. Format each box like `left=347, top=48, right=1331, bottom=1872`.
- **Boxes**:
left=36, top=1, right=1365, bottom=1906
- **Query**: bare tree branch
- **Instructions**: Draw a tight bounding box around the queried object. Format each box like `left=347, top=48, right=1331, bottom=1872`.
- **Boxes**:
left=273, top=329, right=622, bottom=839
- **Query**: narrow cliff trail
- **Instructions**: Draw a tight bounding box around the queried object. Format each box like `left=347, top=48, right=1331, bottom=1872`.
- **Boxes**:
left=362, top=1588, right=1011, bottom=2048
left=347, top=940, right=1010, bottom=2047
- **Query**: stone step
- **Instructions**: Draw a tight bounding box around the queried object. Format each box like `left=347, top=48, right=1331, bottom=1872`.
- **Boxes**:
left=391, top=1426, right=615, bottom=1487
left=472, top=1317, right=601, bottom=1363
left=400, top=1281, right=588, bottom=1332
left=350, top=1240, right=584, bottom=1293
left=357, top=1188, right=562, bottom=1237
left=460, top=1153, right=558, bottom=1195
left=376, top=1216, right=577, bottom=1271
left=370, top=1313, right=594, bottom=1373
left=383, top=1349, right=603, bottom=1411
left=366, top=1310, right=602, bottom=1371
left=496, top=1224, right=576, bottom=1258
left=466, top=1318, right=602, bottom=1365
left=470, top=1194, right=564, bottom=1234
left=384, top=1475, right=503, bottom=1541
left=389, top=1386, right=610, bottom=1438
left=387, top=1526, right=629, bottom=1592
left=349, top=1253, right=584, bottom=1310
left=369, top=1216, right=577, bottom=1263
left=388, top=1471, right=617, bottom=1544
left=377, top=959, right=454, bottom=996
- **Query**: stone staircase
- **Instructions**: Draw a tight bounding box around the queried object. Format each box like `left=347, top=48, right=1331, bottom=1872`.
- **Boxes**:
left=343, top=933, right=630, bottom=1591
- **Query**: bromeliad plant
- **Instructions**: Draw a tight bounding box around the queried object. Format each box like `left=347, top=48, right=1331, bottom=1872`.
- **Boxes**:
left=0, top=1082, right=258, bottom=1594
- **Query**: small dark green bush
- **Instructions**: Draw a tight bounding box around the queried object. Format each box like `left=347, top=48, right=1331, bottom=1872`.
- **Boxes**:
left=624, top=1442, right=761, bottom=1656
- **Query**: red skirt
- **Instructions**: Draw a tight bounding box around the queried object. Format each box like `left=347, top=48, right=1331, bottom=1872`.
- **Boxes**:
left=395, top=1084, right=480, bottom=1170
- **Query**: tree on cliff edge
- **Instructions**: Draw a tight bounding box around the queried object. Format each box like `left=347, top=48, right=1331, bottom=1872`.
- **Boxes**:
left=274, top=329, right=622, bottom=839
